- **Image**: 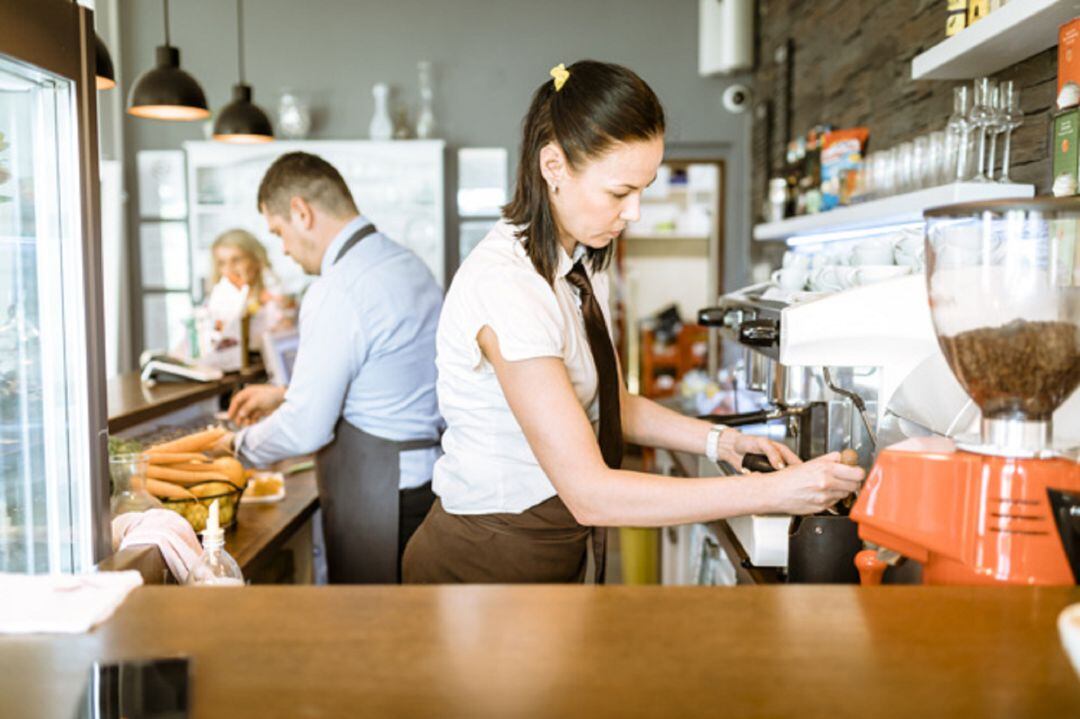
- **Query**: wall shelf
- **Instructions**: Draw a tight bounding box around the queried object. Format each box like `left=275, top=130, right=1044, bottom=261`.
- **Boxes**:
left=911, top=0, right=1080, bottom=80
left=753, top=182, right=1035, bottom=242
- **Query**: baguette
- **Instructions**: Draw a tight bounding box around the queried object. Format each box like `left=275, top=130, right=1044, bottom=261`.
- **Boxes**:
left=145, top=452, right=209, bottom=465
left=147, top=464, right=232, bottom=485
left=146, top=478, right=196, bottom=500
left=147, top=428, right=227, bottom=454
left=190, top=481, right=240, bottom=498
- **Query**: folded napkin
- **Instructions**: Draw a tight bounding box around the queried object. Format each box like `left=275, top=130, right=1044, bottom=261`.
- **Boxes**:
left=0, top=571, right=143, bottom=634
left=112, top=509, right=202, bottom=584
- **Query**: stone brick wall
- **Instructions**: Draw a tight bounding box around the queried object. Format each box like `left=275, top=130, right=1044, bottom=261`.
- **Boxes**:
left=751, top=0, right=1056, bottom=226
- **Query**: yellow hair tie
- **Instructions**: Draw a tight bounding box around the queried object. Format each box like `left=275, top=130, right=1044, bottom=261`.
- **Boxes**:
left=550, top=63, right=570, bottom=92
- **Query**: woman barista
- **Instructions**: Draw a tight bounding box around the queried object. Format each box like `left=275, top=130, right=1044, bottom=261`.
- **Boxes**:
left=403, top=61, right=865, bottom=584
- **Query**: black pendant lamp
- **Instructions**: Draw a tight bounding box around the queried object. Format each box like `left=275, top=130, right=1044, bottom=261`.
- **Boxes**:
left=127, top=0, right=209, bottom=121
left=213, top=0, right=273, bottom=143
left=94, top=33, right=116, bottom=91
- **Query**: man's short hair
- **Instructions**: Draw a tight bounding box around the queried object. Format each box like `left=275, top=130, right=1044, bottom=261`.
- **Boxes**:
left=256, top=151, right=358, bottom=218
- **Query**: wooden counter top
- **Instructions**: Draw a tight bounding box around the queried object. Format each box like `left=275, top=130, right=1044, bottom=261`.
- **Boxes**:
left=107, top=366, right=265, bottom=433
left=2, top=585, right=1078, bottom=717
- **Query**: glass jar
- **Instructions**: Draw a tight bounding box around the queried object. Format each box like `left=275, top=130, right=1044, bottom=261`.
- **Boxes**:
left=276, top=89, right=311, bottom=140
left=109, top=453, right=162, bottom=516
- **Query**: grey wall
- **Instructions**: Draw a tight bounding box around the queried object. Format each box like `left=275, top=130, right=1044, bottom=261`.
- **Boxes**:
left=117, top=0, right=754, bottom=312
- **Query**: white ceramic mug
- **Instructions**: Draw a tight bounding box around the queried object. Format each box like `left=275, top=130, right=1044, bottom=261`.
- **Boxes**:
left=852, top=236, right=895, bottom=266
left=772, top=266, right=810, bottom=291
left=782, top=250, right=812, bottom=271
left=852, top=265, right=911, bottom=286
left=810, top=265, right=856, bottom=292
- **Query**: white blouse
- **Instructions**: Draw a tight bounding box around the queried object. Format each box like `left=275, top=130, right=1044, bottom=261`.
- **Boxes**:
left=433, top=219, right=612, bottom=514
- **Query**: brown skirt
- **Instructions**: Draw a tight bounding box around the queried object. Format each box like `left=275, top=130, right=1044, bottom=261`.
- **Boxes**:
left=402, top=496, right=592, bottom=584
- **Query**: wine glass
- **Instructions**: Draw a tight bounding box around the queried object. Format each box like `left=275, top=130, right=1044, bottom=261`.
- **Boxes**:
left=997, top=84, right=1024, bottom=184
left=967, top=78, right=996, bottom=182
left=985, top=82, right=1010, bottom=181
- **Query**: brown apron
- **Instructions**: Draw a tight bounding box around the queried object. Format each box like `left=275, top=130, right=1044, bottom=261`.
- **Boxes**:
left=316, top=418, right=440, bottom=583
left=402, top=495, right=599, bottom=584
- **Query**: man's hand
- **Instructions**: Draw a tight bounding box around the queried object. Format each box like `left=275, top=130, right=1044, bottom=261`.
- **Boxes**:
left=207, top=431, right=235, bottom=457
left=228, top=384, right=287, bottom=426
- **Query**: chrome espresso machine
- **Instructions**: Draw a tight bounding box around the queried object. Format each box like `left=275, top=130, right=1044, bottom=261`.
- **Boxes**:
left=699, top=271, right=940, bottom=582
left=699, top=197, right=1080, bottom=585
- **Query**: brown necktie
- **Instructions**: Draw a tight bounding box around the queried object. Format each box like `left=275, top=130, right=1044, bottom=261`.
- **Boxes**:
left=566, top=260, right=624, bottom=583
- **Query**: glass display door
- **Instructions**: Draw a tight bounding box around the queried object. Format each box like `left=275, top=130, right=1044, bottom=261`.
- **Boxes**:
left=0, top=0, right=108, bottom=572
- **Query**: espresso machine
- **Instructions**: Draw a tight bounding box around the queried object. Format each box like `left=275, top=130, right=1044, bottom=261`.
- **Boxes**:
left=853, top=197, right=1080, bottom=586
left=699, top=261, right=943, bottom=581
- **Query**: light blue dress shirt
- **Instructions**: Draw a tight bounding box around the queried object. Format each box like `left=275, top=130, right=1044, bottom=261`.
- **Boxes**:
left=236, top=215, right=444, bottom=489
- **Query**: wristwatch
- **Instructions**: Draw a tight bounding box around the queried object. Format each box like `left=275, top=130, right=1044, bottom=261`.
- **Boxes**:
left=705, top=424, right=728, bottom=463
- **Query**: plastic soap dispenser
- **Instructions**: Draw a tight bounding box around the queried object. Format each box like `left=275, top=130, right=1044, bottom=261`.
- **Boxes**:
left=185, top=499, right=244, bottom=586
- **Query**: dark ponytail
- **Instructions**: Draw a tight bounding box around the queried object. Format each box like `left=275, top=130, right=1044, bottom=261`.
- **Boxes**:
left=503, top=60, right=665, bottom=285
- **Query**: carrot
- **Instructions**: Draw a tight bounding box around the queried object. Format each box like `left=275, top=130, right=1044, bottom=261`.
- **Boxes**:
left=147, top=464, right=232, bottom=485
left=145, top=452, right=209, bottom=465
left=147, top=428, right=227, bottom=454
left=146, top=478, right=196, bottom=500
left=166, top=462, right=221, bottom=473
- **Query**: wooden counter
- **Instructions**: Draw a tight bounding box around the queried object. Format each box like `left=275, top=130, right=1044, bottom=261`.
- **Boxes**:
left=3, top=585, right=1079, bottom=717
left=228, top=468, right=318, bottom=577
left=107, top=366, right=265, bottom=433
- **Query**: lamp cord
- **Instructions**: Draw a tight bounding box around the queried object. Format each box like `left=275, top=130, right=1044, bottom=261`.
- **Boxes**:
left=163, top=0, right=171, bottom=46
left=237, top=0, right=245, bottom=84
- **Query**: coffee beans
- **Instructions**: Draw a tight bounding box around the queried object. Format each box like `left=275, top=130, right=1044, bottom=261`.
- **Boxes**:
left=938, top=320, right=1080, bottom=419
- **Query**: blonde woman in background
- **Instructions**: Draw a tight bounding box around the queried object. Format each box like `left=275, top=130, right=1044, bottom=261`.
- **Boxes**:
left=209, top=228, right=294, bottom=343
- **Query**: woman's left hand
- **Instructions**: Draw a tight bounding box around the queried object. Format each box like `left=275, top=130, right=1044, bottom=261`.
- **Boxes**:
left=723, top=430, right=801, bottom=471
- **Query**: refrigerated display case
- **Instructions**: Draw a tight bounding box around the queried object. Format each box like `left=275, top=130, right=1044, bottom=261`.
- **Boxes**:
left=0, top=0, right=110, bottom=571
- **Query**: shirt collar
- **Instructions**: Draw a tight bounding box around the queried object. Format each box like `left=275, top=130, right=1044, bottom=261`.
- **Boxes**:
left=320, top=215, right=372, bottom=275
left=557, top=242, right=588, bottom=279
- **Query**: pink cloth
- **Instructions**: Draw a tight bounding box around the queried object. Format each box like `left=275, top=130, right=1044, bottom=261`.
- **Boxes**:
left=111, top=509, right=202, bottom=583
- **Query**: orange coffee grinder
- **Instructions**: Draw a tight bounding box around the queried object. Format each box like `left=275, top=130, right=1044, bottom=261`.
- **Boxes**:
left=852, top=197, right=1080, bottom=586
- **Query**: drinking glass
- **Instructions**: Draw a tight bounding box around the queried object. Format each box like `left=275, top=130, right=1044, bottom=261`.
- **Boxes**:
left=109, top=454, right=162, bottom=516
left=896, top=141, right=914, bottom=193
left=945, top=85, right=972, bottom=182
left=928, top=130, right=947, bottom=186
left=913, top=134, right=931, bottom=190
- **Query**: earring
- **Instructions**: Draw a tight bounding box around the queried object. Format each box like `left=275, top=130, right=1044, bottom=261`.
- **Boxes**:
left=553, top=185, right=559, bottom=195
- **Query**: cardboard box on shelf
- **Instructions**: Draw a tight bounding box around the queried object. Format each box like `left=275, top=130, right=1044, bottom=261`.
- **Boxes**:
left=1059, top=18, right=1080, bottom=94
left=946, top=0, right=967, bottom=36
left=1052, top=109, right=1080, bottom=196
left=967, top=0, right=989, bottom=25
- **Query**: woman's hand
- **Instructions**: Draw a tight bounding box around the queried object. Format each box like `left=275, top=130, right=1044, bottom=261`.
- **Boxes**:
left=717, top=429, right=801, bottom=471
left=760, top=452, right=866, bottom=515
left=227, top=384, right=287, bottom=426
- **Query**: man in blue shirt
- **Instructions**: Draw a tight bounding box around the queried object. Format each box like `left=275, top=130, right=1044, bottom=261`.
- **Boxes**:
left=220, top=152, right=444, bottom=583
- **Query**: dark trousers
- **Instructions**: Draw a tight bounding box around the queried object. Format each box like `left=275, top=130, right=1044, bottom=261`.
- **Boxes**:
left=398, top=481, right=436, bottom=570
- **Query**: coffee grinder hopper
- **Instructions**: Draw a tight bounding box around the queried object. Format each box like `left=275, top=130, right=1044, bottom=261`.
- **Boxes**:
left=923, top=197, right=1080, bottom=455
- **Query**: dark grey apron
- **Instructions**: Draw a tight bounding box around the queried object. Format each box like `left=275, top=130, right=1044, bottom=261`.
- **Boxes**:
left=313, top=223, right=440, bottom=583
left=316, top=419, right=439, bottom=583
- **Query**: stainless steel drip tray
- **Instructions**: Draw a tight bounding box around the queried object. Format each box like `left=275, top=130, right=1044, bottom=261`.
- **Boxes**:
left=697, top=456, right=793, bottom=568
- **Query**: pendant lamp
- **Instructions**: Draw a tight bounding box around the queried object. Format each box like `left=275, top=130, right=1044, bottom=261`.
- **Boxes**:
left=213, top=0, right=273, bottom=143
left=127, top=0, right=209, bottom=121
left=94, top=33, right=116, bottom=91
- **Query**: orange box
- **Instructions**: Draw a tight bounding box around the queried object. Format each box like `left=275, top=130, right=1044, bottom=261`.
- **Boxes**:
left=1059, top=17, right=1080, bottom=94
